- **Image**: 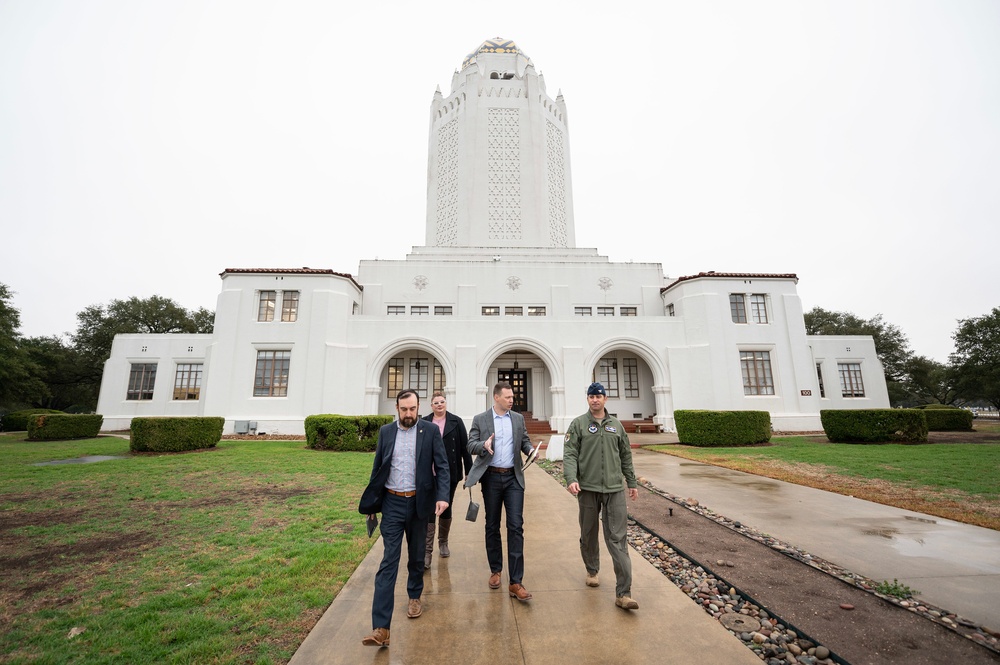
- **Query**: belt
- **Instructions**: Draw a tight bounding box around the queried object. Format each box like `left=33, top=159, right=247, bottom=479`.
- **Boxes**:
left=488, top=466, right=514, bottom=474
left=387, top=489, right=416, bottom=497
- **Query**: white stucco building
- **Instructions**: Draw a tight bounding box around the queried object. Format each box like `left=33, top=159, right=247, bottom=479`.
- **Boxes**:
left=97, top=38, right=889, bottom=435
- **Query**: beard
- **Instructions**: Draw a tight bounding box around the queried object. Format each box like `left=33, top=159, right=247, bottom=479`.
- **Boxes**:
left=399, top=414, right=417, bottom=428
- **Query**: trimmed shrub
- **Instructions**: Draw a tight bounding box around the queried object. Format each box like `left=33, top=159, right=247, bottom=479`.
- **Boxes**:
left=130, top=417, right=224, bottom=453
left=675, top=410, right=771, bottom=446
left=920, top=407, right=974, bottom=432
left=26, top=414, right=103, bottom=440
left=821, top=409, right=928, bottom=443
left=305, top=415, right=394, bottom=451
left=2, top=409, right=63, bottom=432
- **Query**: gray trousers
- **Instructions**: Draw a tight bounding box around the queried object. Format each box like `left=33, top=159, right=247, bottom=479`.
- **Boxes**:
left=578, top=489, right=632, bottom=597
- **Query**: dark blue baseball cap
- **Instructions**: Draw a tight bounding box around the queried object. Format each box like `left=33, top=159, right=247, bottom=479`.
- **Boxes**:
left=587, top=382, right=607, bottom=396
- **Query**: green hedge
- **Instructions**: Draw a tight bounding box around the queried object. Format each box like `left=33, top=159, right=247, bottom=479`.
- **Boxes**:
left=305, top=415, right=394, bottom=451
left=130, top=417, right=224, bottom=452
left=26, top=414, right=104, bottom=440
left=2, top=409, right=64, bottom=432
left=674, top=410, right=771, bottom=446
left=920, top=407, right=974, bottom=431
left=820, top=409, right=928, bottom=443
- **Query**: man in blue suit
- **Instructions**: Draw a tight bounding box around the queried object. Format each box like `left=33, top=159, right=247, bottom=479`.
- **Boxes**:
left=465, top=382, right=536, bottom=601
left=359, top=389, right=450, bottom=647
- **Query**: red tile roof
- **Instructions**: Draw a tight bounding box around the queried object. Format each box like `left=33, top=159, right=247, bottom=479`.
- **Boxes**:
left=220, top=268, right=362, bottom=290
left=661, top=271, right=798, bottom=293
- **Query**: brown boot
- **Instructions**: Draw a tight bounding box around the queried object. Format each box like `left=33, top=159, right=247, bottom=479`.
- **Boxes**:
left=438, top=518, right=452, bottom=557
left=362, top=627, right=390, bottom=647
left=424, top=520, right=435, bottom=570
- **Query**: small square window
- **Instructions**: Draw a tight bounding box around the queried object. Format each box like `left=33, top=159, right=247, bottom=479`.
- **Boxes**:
left=528, top=306, right=546, bottom=316
left=575, top=307, right=592, bottom=317
left=482, top=306, right=500, bottom=316
left=506, top=306, right=523, bottom=316
left=434, top=306, right=453, bottom=315
left=411, top=306, right=429, bottom=315
left=597, top=307, right=614, bottom=317
left=620, top=307, right=637, bottom=317
left=387, top=306, right=405, bottom=315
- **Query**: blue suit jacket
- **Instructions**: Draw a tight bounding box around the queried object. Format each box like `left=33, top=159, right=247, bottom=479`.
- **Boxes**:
left=358, top=420, right=451, bottom=520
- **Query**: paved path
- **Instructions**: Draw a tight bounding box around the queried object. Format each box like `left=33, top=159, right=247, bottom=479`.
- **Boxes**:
left=289, top=462, right=761, bottom=665
left=629, top=446, right=1000, bottom=629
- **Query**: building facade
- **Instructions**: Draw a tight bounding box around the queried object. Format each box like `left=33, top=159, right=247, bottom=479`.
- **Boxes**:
left=97, top=38, right=889, bottom=435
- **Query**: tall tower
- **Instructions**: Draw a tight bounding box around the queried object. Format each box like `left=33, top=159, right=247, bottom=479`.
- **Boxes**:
left=425, top=38, right=576, bottom=250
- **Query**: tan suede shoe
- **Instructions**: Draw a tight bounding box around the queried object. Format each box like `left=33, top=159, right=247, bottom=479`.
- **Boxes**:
left=615, top=596, right=639, bottom=610
left=586, top=572, right=600, bottom=587
left=362, top=627, right=390, bottom=647
left=489, top=572, right=501, bottom=589
left=407, top=597, right=422, bottom=618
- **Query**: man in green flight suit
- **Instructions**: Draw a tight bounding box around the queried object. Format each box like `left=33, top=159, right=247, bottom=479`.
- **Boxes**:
left=563, top=381, right=640, bottom=610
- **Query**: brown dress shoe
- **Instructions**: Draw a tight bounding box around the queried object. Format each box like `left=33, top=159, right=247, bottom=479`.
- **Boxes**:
left=508, top=583, right=533, bottom=601
left=489, top=572, right=501, bottom=589
left=407, top=597, right=422, bottom=618
left=362, top=627, right=390, bottom=647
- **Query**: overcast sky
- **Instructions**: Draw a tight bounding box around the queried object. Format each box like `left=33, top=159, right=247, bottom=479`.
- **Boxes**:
left=2, top=0, right=997, bottom=363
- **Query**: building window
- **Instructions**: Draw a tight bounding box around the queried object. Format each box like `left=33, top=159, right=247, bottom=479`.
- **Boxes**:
left=528, top=306, right=546, bottom=316
left=595, top=358, right=620, bottom=398
left=173, top=363, right=202, bottom=400
left=411, top=306, right=429, bottom=316
left=433, top=359, right=445, bottom=392
left=730, top=294, right=747, bottom=324
left=434, top=306, right=453, bottom=316
left=816, top=363, right=826, bottom=398
left=127, top=363, right=157, bottom=400
left=839, top=363, right=866, bottom=398
left=258, top=290, right=277, bottom=322
left=740, top=351, right=774, bottom=395
left=280, top=291, right=299, bottom=322
left=575, top=307, right=592, bottom=316
left=621, top=358, right=639, bottom=398
left=597, top=307, right=614, bottom=317
left=666, top=303, right=675, bottom=317
left=387, top=305, right=405, bottom=315
left=253, top=350, right=290, bottom=397
left=410, top=358, right=429, bottom=397
left=482, top=306, right=500, bottom=316
left=620, top=307, right=637, bottom=317
left=387, top=358, right=404, bottom=396
left=505, top=306, right=523, bottom=316
left=750, top=294, right=768, bottom=324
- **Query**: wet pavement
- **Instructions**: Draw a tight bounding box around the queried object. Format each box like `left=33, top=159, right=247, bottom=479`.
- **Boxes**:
left=629, top=446, right=1000, bottom=628
left=289, top=462, right=762, bottom=665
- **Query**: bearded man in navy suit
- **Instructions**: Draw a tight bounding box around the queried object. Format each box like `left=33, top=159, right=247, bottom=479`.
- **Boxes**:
left=359, top=389, right=450, bottom=648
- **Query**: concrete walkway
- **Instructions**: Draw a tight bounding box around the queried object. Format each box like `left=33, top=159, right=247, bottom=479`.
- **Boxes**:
left=289, top=462, right=761, bottom=665
left=629, top=445, right=1000, bottom=629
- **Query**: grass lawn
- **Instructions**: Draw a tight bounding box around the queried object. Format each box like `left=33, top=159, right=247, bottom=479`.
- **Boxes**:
left=0, top=434, right=375, bottom=664
left=646, top=422, right=1000, bottom=530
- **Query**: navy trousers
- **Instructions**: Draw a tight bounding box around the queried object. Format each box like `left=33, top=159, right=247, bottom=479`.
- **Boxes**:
left=482, top=471, right=525, bottom=585
left=371, top=492, right=427, bottom=629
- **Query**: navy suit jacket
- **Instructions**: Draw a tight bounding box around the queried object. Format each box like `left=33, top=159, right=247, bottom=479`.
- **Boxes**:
left=358, top=420, right=451, bottom=520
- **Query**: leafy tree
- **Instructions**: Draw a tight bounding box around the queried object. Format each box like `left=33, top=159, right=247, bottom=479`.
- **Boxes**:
left=902, top=355, right=959, bottom=406
left=951, top=307, right=1000, bottom=411
left=21, top=335, right=95, bottom=411
left=0, top=283, right=47, bottom=410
